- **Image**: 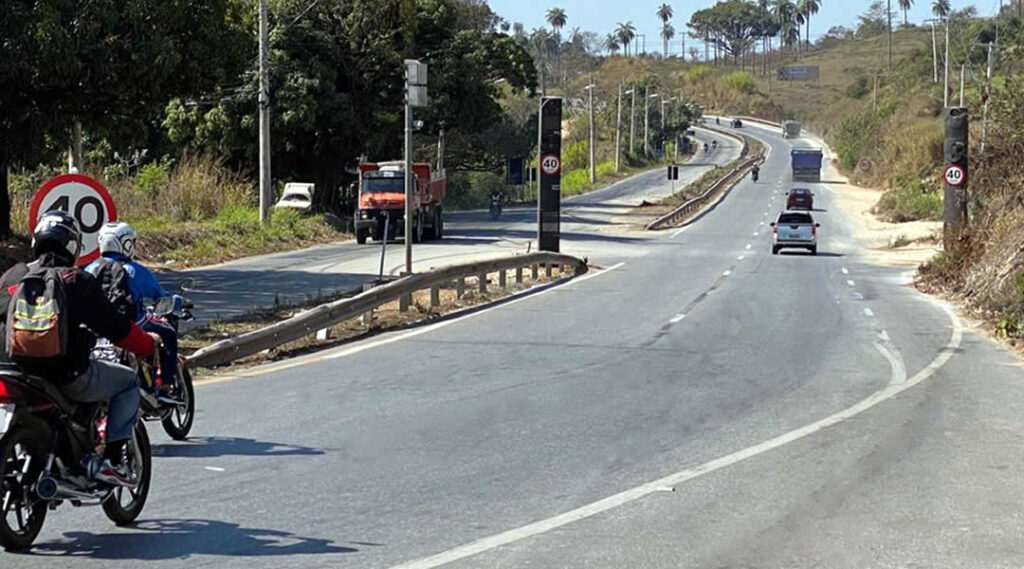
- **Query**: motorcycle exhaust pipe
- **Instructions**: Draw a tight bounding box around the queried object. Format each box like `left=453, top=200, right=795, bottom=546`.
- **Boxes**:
left=36, top=476, right=103, bottom=501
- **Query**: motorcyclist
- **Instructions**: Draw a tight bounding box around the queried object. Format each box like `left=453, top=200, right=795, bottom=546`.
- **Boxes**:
left=752, top=164, right=760, bottom=182
left=86, top=222, right=182, bottom=402
left=703, top=142, right=709, bottom=153
left=712, top=139, right=718, bottom=149
left=0, top=212, right=158, bottom=486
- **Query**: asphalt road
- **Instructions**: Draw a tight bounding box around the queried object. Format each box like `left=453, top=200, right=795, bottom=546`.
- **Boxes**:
left=11, top=122, right=1024, bottom=568
left=161, top=128, right=739, bottom=324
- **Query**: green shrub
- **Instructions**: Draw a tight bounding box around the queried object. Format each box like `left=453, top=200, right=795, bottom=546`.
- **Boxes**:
left=720, top=71, right=756, bottom=94
left=876, top=178, right=943, bottom=222
left=846, top=75, right=870, bottom=99
left=562, top=140, right=589, bottom=170
left=134, top=158, right=171, bottom=197
left=686, top=65, right=713, bottom=83
left=833, top=111, right=880, bottom=170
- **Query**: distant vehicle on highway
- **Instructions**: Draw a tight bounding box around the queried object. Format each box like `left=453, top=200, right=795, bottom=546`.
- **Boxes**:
left=791, top=148, right=823, bottom=182
left=731, top=118, right=743, bottom=128
left=355, top=161, right=447, bottom=244
left=786, top=188, right=814, bottom=210
left=782, top=120, right=801, bottom=138
left=274, top=182, right=314, bottom=212
left=771, top=210, right=820, bottom=255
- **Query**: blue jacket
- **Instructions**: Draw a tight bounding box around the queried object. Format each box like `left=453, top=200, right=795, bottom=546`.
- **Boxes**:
left=86, top=253, right=175, bottom=323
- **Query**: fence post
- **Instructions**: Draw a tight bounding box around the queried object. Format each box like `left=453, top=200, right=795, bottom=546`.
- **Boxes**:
left=515, top=266, right=523, bottom=285
left=399, top=293, right=410, bottom=312
left=498, top=269, right=507, bottom=289
left=456, top=277, right=465, bottom=298
left=532, top=264, right=539, bottom=279
left=477, top=273, right=487, bottom=293
left=545, top=264, right=552, bottom=278
left=360, top=282, right=375, bottom=326
left=430, top=285, right=440, bottom=308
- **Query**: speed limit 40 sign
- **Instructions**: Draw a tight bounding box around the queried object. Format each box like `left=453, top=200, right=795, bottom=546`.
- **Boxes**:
left=944, top=164, right=966, bottom=187
left=29, top=174, right=117, bottom=266
left=540, top=154, right=561, bottom=176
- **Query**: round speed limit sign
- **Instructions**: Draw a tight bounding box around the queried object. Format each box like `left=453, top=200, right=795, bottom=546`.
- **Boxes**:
left=943, top=164, right=966, bottom=187
left=540, top=154, right=561, bottom=176
left=29, top=174, right=117, bottom=266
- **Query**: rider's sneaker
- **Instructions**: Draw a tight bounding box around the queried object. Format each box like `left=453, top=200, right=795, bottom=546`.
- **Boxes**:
left=92, top=459, right=133, bottom=487
left=154, top=387, right=184, bottom=406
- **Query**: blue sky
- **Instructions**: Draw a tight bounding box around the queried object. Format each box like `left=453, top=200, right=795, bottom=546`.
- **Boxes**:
left=489, top=0, right=998, bottom=52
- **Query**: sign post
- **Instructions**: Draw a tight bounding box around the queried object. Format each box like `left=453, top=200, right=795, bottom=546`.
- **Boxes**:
left=943, top=106, right=968, bottom=250
left=537, top=97, right=562, bottom=252
left=29, top=174, right=117, bottom=266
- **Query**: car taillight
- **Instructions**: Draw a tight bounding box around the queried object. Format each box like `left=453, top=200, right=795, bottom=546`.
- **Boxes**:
left=0, top=380, right=16, bottom=403
left=811, top=225, right=817, bottom=236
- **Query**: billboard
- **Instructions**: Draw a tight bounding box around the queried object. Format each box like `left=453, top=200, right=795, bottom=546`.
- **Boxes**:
left=777, top=66, right=820, bottom=81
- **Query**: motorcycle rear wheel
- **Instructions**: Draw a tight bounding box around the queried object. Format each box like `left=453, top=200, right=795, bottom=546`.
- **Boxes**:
left=0, top=428, right=48, bottom=551
left=102, top=422, right=151, bottom=526
left=161, top=367, right=195, bottom=440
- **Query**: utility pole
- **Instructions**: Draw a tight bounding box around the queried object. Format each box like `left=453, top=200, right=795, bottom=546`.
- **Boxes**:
left=258, top=0, right=272, bottom=224
left=644, top=87, right=652, bottom=156
left=944, top=17, right=950, bottom=107
left=873, top=73, right=878, bottom=111
left=959, top=64, right=965, bottom=106
left=615, top=79, right=623, bottom=173
left=981, top=43, right=993, bottom=153
left=887, top=0, right=893, bottom=71
left=587, top=76, right=596, bottom=184
left=931, top=21, right=939, bottom=83
left=629, top=88, right=636, bottom=155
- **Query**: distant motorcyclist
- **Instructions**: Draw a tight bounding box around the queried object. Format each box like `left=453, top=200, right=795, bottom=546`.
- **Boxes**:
left=86, top=222, right=182, bottom=402
left=712, top=140, right=718, bottom=150
left=751, top=164, right=760, bottom=182
left=703, top=142, right=709, bottom=153
left=0, top=212, right=158, bottom=486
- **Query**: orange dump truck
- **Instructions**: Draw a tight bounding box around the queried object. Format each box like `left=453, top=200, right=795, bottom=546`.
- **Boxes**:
left=354, top=161, right=447, bottom=244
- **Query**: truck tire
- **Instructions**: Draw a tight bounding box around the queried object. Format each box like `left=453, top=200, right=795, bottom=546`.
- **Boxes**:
left=413, top=213, right=424, bottom=244
left=435, top=209, right=443, bottom=240
left=424, top=209, right=437, bottom=240
left=356, top=228, right=368, bottom=244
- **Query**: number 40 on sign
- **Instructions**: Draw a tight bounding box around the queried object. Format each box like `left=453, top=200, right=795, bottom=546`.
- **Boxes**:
left=29, top=174, right=118, bottom=266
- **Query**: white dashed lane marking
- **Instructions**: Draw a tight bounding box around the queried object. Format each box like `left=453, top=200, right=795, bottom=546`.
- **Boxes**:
left=864, top=308, right=874, bottom=317
left=847, top=280, right=855, bottom=287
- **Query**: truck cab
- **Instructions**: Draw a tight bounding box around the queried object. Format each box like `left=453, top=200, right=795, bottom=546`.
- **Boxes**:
left=354, top=162, right=446, bottom=244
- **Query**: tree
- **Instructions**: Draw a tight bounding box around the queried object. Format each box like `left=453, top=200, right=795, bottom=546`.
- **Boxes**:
left=798, top=0, right=821, bottom=49
left=604, top=33, right=621, bottom=55
left=932, top=0, right=951, bottom=17
left=857, top=1, right=888, bottom=37
left=689, top=1, right=766, bottom=64
left=899, top=0, right=914, bottom=25
left=661, top=24, right=677, bottom=57
left=656, top=4, right=675, bottom=56
left=616, top=22, right=637, bottom=57
left=546, top=8, right=567, bottom=86
left=770, top=0, right=797, bottom=56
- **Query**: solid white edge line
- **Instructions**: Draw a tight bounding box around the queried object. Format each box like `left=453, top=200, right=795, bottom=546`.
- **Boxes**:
left=670, top=226, right=689, bottom=239
left=874, top=341, right=908, bottom=385
left=669, top=314, right=686, bottom=324
left=323, top=262, right=626, bottom=360
left=388, top=304, right=963, bottom=569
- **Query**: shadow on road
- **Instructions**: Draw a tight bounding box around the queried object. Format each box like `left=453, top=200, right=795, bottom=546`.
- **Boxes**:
left=777, top=250, right=844, bottom=257
left=153, top=437, right=325, bottom=458
left=25, top=519, right=357, bottom=560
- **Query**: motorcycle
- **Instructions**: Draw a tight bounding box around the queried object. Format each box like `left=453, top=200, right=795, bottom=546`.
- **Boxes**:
left=752, top=167, right=760, bottom=182
left=0, top=366, right=152, bottom=550
left=92, top=281, right=196, bottom=441
left=489, top=195, right=502, bottom=220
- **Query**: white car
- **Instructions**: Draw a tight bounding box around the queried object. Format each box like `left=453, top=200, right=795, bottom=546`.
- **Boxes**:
left=770, top=210, right=820, bottom=255
left=274, top=183, right=314, bottom=211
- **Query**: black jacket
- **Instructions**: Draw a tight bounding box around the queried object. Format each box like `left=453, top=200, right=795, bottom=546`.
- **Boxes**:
left=0, top=254, right=134, bottom=384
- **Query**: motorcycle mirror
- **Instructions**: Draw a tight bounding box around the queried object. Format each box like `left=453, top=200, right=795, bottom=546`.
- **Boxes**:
left=179, top=278, right=195, bottom=292
left=153, top=297, right=175, bottom=316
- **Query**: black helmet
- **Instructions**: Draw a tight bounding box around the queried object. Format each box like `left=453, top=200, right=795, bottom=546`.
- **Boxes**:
left=32, top=210, right=82, bottom=265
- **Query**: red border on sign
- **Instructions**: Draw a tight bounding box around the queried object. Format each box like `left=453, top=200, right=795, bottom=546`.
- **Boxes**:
left=943, top=164, right=965, bottom=186
left=541, top=154, right=561, bottom=175
left=29, top=174, right=117, bottom=266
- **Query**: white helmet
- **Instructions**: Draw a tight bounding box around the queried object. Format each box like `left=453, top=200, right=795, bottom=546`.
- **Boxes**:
left=98, top=222, right=137, bottom=259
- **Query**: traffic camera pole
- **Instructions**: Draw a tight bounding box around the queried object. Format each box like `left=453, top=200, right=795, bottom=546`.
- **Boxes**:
left=943, top=107, right=968, bottom=251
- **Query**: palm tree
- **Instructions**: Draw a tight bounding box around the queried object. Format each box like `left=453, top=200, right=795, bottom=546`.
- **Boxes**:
left=529, top=28, right=556, bottom=93
left=545, top=8, right=567, bottom=88
left=656, top=3, right=674, bottom=24
left=898, top=0, right=914, bottom=25
left=798, top=0, right=820, bottom=49
left=932, top=0, right=950, bottom=17
left=604, top=33, right=621, bottom=55
left=771, top=0, right=797, bottom=57
left=661, top=23, right=676, bottom=58
left=616, top=21, right=636, bottom=57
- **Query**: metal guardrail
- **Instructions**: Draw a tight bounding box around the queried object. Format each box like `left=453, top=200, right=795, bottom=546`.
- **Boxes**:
left=187, top=252, right=587, bottom=368
left=646, top=126, right=763, bottom=231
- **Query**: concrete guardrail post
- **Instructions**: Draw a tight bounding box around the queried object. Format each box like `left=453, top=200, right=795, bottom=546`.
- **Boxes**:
left=361, top=282, right=374, bottom=325
left=430, top=285, right=440, bottom=308
left=515, top=266, right=523, bottom=285
left=477, top=273, right=487, bottom=293
left=456, top=277, right=465, bottom=298
left=499, top=269, right=507, bottom=289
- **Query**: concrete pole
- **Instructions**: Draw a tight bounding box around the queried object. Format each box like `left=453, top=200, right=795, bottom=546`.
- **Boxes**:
left=404, top=71, right=414, bottom=274
left=588, top=77, right=596, bottom=184
left=644, top=86, right=650, bottom=157
left=629, top=88, right=636, bottom=155
left=944, top=18, right=950, bottom=107
left=981, top=43, right=993, bottom=153
left=258, top=0, right=272, bottom=224
left=887, top=0, right=893, bottom=71
left=615, top=79, right=622, bottom=173
left=873, top=73, right=878, bottom=112
left=959, top=64, right=965, bottom=107
left=931, top=21, right=939, bottom=83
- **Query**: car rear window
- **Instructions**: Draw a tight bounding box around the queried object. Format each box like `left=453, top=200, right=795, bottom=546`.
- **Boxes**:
left=778, top=213, right=812, bottom=224
left=790, top=189, right=810, bottom=195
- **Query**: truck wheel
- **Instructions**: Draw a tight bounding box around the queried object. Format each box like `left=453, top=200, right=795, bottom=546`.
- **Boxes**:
left=435, top=209, right=443, bottom=239
left=424, top=210, right=437, bottom=240
left=772, top=245, right=780, bottom=255
left=809, top=246, right=818, bottom=256
left=356, top=229, right=368, bottom=244
left=413, top=214, right=423, bottom=244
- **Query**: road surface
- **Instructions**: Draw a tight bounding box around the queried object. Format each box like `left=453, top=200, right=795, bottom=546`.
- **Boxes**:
left=162, top=128, right=740, bottom=324
left=11, top=122, right=1024, bottom=569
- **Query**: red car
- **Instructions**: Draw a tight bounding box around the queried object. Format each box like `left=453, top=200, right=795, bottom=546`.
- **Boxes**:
left=786, top=188, right=814, bottom=210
